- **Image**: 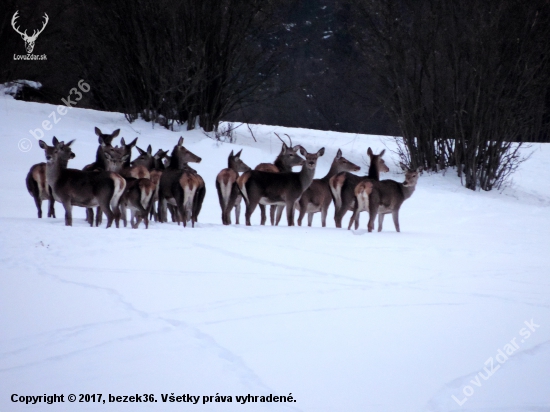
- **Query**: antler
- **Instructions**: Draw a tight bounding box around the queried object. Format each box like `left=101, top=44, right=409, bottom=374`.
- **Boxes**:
left=11, top=11, right=27, bottom=37
left=274, top=132, right=294, bottom=147
left=28, top=13, right=49, bottom=41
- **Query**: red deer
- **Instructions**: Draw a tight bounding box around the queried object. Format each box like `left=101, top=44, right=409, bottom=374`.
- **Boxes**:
left=82, top=127, right=120, bottom=171
left=254, top=140, right=305, bottom=225
left=38, top=138, right=125, bottom=227
left=102, top=145, right=155, bottom=229
left=329, top=148, right=389, bottom=228
left=83, top=127, right=121, bottom=226
left=238, top=146, right=325, bottom=226
left=158, top=137, right=204, bottom=227
left=131, top=146, right=168, bottom=222
left=216, top=150, right=251, bottom=225
left=296, top=149, right=360, bottom=227
left=350, top=164, right=422, bottom=232
left=26, top=163, right=55, bottom=218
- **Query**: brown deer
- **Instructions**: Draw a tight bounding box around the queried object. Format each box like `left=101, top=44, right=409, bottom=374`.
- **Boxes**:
left=89, top=137, right=139, bottom=226
left=82, top=127, right=120, bottom=171
left=83, top=127, right=122, bottom=226
left=38, top=138, right=126, bottom=227
left=26, top=162, right=55, bottom=218
left=296, top=149, right=360, bottom=227
left=131, top=146, right=169, bottom=222
left=329, top=148, right=389, bottom=228
left=350, top=163, right=422, bottom=232
left=158, top=137, right=204, bottom=227
left=102, top=145, right=155, bottom=229
left=347, top=180, right=374, bottom=230
left=254, top=139, right=305, bottom=225
left=216, top=150, right=251, bottom=225
left=238, top=146, right=325, bottom=226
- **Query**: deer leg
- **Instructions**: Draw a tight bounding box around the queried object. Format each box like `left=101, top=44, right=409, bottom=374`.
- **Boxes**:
left=235, top=201, right=241, bottom=225
left=308, top=212, right=314, bottom=227
left=391, top=210, right=400, bottom=232
left=48, top=192, right=55, bottom=218
left=245, top=198, right=260, bottom=226
left=297, top=204, right=306, bottom=226
left=86, top=208, right=94, bottom=226
left=95, top=206, right=103, bottom=226
left=158, top=197, right=167, bottom=223
left=259, top=204, right=267, bottom=225
left=378, top=213, right=385, bottom=232
left=275, top=205, right=285, bottom=226
left=320, top=206, right=328, bottom=227
left=33, top=196, right=43, bottom=218
left=62, top=200, right=73, bottom=226
left=354, top=213, right=360, bottom=230
left=100, top=203, right=115, bottom=229
left=119, top=204, right=127, bottom=228
left=269, top=206, right=277, bottom=225
left=334, top=205, right=347, bottom=228
left=286, top=201, right=296, bottom=226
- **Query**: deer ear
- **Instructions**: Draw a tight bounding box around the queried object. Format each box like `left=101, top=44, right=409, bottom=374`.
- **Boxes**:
left=52, top=136, right=59, bottom=146
left=317, top=147, right=325, bottom=157
left=39, top=140, right=48, bottom=149
left=400, top=162, right=408, bottom=171
left=367, top=147, right=373, bottom=157
left=120, top=137, right=126, bottom=146
left=178, top=137, right=184, bottom=146
left=111, top=129, right=120, bottom=138
left=66, top=139, right=75, bottom=147
left=298, top=145, right=307, bottom=157
left=236, top=149, right=243, bottom=157
left=127, top=138, right=138, bottom=148
left=229, top=150, right=234, bottom=157
left=380, top=149, right=385, bottom=157
left=336, top=149, right=342, bottom=158
left=281, top=142, right=288, bottom=152
left=147, top=145, right=152, bottom=154
left=94, top=127, right=102, bottom=137
left=136, top=146, right=146, bottom=156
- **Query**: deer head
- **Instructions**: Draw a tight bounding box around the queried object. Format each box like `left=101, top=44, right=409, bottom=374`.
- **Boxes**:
left=11, top=11, right=49, bottom=54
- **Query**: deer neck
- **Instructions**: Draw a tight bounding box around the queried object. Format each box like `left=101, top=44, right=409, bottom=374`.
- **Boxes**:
left=299, top=164, right=316, bottom=190
left=402, top=184, right=416, bottom=200
left=322, top=162, right=343, bottom=181
left=45, top=158, right=68, bottom=185
left=367, top=161, right=380, bottom=180
left=274, top=157, right=289, bottom=172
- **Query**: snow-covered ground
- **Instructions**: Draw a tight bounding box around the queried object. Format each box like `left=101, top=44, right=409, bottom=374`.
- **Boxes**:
left=1, top=91, right=549, bottom=412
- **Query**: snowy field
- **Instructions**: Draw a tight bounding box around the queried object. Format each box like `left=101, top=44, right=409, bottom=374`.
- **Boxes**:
left=1, top=90, right=549, bottom=412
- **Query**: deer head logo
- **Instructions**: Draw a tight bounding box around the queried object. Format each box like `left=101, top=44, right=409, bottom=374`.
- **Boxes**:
left=11, top=11, right=49, bottom=54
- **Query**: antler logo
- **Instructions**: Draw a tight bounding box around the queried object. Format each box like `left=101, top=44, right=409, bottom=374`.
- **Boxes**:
left=11, top=11, right=49, bottom=54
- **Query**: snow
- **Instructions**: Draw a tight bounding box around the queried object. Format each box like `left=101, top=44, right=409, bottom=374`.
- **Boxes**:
left=1, top=91, right=549, bottom=412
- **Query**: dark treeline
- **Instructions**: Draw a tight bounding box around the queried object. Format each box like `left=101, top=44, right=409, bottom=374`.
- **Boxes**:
left=1, top=0, right=549, bottom=190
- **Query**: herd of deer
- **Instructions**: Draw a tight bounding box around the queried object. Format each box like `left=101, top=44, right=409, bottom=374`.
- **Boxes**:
left=26, top=128, right=422, bottom=232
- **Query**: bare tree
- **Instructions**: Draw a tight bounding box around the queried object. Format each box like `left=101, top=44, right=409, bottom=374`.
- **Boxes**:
left=351, top=0, right=550, bottom=190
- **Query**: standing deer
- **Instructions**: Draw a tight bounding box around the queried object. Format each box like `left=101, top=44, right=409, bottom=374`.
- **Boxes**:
left=296, top=149, right=360, bottom=227
left=11, top=11, right=49, bottom=54
left=26, top=162, right=55, bottom=218
left=102, top=145, right=155, bottom=229
left=82, top=127, right=120, bottom=171
left=254, top=139, right=305, bottom=225
left=131, top=146, right=168, bottom=222
left=158, top=137, right=204, bottom=227
left=350, top=163, right=422, bottom=232
left=238, top=146, right=325, bottom=226
left=216, top=150, right=251, bottom=225
left=329, top=148, right=389, bottom=228
left=38, top=138, right=125, bottom=227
